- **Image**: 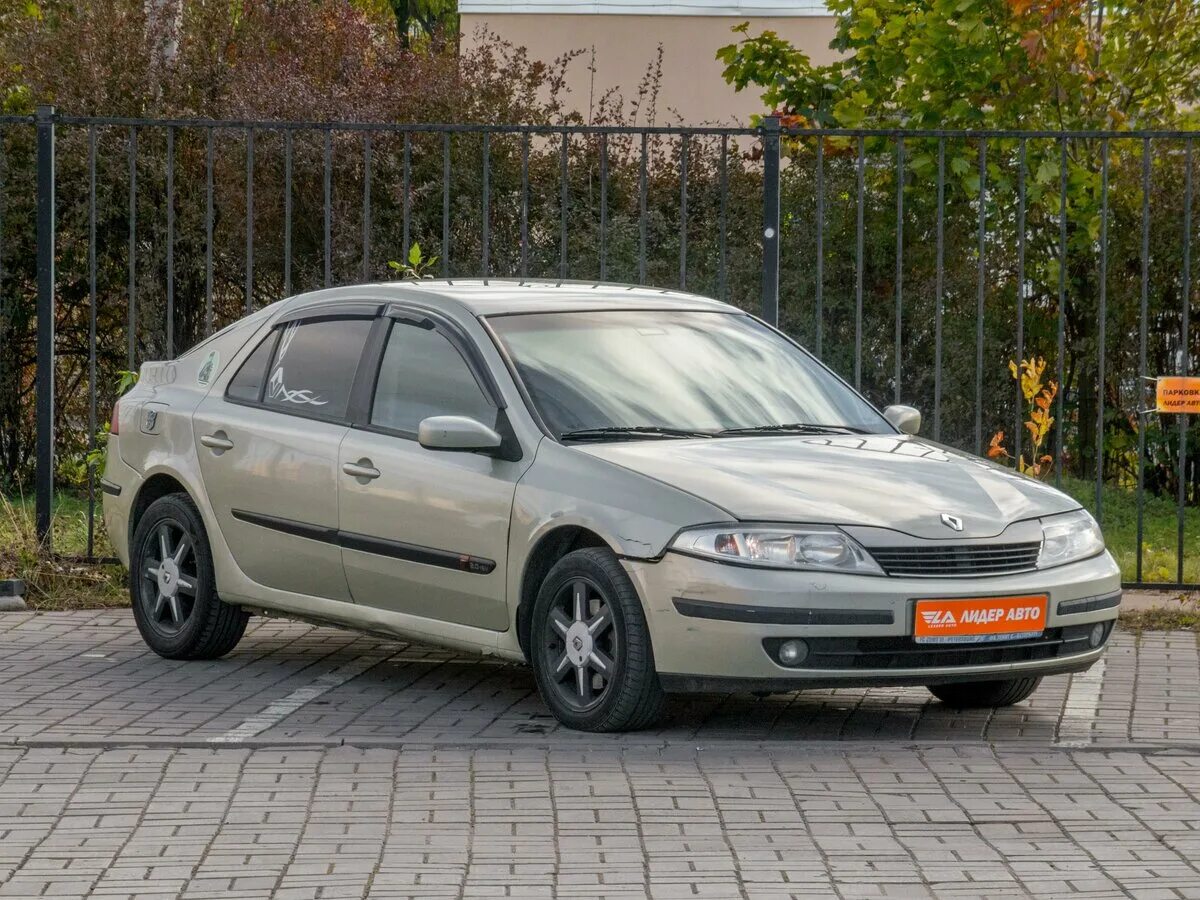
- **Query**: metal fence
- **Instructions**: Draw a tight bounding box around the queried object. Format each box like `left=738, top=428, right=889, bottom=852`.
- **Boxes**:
left=2, top=107, right=1199, bottom=588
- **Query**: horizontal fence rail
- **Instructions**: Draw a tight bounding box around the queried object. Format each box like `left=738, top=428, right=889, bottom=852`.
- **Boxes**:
left=1, top=110, right=1198, bottom=588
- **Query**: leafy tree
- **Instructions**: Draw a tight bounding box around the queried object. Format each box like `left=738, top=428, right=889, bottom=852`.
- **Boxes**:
left=718, top=0, right=1200, bottom=483
left=353, top=0, right=458, bottom=48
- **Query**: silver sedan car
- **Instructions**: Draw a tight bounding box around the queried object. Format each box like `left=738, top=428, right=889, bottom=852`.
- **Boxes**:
left=102, top=281, right=1121, bottom=732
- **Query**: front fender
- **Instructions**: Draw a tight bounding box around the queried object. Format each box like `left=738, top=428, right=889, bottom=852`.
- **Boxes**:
left=506, top=440, right=729, bottom=631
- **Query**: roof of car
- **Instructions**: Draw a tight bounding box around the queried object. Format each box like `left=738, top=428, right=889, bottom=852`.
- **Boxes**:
left=278, top=279, right=741, bottom=318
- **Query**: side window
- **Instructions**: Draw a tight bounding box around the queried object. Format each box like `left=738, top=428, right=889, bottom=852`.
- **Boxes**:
left=370, top=321, right=494, bottom=434
left=226, top=331, right=277, bottom=403
left=261, top=317, right=373, bottom=420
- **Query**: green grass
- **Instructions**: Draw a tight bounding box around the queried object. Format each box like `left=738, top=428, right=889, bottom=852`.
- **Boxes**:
left=3, top=476, right=1199, bottom=612
left=1058, top=476, right=1200, bottom=584
left=0, top=492, right=127, bottom=610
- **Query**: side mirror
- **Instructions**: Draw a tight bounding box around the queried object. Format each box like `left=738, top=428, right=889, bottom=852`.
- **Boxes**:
left=883, top=404, right=922, bottom=435
left=418, top=415, right=503, bottom=453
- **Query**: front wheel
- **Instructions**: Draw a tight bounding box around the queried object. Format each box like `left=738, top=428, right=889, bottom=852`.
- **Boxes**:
left=531, top=547, right=664, bottom=732
left=927, top=676, right=1042, bottom=708
left=130, top=493, right=249, bottom=660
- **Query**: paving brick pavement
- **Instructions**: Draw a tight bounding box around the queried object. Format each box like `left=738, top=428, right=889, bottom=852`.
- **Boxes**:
left=1, top=610, right=1199, bottom=898
left=1, top=611, right=1197, bottom=748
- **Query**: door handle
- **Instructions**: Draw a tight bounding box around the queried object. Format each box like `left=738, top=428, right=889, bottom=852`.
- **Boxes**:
left=200, top=432, right=235, bottom=453
left=342, top=459, right=381, bottom=481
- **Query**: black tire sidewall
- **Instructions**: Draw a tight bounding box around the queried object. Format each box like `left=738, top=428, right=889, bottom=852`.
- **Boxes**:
left=928, top=676, right=1042, bottom=708
left=530, top=547, right=662, bottom=732
left=130, top=494, right=219, bottom=659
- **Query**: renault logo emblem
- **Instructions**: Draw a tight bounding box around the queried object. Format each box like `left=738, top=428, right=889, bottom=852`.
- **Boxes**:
left=940, top=513, right=964, bottom=532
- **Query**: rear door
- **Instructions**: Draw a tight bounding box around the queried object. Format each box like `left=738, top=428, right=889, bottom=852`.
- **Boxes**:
left=336, top=308, right=532, bottom=631
left=193, top=308, right=376, bottom=601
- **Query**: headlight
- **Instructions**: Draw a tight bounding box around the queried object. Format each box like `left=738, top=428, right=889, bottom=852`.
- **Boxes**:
left=671, top=525, right=884, bottom=575
left=1038, top=509, right=1105, bottom=568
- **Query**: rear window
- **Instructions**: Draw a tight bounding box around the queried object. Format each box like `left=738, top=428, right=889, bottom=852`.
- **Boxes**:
left=261, top=318, right=373, bottom=420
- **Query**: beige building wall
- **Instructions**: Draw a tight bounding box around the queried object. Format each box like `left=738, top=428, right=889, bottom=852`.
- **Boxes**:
left=460, top=14, right=838, bottom=126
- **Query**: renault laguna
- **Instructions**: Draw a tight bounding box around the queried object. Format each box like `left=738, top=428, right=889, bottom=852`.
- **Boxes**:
left=102, top=281, right=1121, bottom=732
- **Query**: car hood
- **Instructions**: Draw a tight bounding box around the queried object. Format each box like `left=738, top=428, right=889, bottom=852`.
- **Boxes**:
left=577, top=433, right=1079, bottom=540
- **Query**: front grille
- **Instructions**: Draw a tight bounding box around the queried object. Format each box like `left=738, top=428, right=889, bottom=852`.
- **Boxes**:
left=763, top=623, right=1108, bottom=671
left=869, top=541, right=1041, bottom=577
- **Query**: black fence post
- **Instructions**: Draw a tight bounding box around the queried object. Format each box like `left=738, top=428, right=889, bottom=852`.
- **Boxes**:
left=761, top=115, right=782, bottom=326
left=35, top=105, right=55, bottom=549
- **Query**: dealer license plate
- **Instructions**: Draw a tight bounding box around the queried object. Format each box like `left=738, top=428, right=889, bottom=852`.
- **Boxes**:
left=913, top=595, right=1048, bottom=644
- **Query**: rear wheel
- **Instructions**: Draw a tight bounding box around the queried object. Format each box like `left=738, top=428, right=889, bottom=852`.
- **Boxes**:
left=531, top=547, right=664, bottom=732
left=130, top=493, right=249, bottom=660
left=927, top=676, right=1042, bottom=708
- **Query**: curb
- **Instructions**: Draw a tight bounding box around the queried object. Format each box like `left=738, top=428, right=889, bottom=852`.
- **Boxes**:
left=0, top=580, right=28, bottom=612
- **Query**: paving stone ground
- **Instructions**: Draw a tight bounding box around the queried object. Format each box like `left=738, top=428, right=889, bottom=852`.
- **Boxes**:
left=1, top=610, right=1198, bottom=899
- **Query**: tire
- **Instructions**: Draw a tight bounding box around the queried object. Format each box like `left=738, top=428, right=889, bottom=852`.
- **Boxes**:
left=129, top=493, right=249, bottom=660
left=530, top=547, right=665, bottom=732
left=927, top=676, right=1042, bottom=708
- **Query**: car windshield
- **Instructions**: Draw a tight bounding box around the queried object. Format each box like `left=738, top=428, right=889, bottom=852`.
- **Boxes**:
left=487, top=310, right=891, bottom=440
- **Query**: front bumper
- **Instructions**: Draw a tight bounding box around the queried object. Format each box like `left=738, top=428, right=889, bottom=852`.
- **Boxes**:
left=623, top=550, right=1121, bottom=691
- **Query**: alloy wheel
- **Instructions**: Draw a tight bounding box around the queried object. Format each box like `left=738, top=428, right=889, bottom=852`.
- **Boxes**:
left=542, top=577, right=619, bottom=710
left=139, top=519, right=198, bottom=634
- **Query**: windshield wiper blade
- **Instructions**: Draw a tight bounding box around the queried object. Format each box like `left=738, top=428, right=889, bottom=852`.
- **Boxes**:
left=559, top=426, right=715, bottom=442
left=717, top=423, right=868, bottom=436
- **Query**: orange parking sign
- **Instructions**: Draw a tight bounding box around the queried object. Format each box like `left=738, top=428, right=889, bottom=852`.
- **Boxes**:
left=1156, top=377, right=1200, bottom=413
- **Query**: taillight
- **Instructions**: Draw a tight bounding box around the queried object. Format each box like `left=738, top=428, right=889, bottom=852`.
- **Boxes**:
left=110, top=400, right=120, bottom=436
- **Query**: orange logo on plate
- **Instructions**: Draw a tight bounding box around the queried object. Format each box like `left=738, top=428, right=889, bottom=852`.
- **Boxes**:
left=914, top=595, right=1047, bottom=640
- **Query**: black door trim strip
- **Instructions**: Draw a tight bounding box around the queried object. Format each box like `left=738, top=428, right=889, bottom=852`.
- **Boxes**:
left=231, top=508, right=496, bottom=575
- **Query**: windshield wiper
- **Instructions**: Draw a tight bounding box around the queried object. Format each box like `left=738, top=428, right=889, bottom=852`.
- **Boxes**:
left=717, top=423, right=869, bottom=436
left=559, top=426, right=715, bottom=442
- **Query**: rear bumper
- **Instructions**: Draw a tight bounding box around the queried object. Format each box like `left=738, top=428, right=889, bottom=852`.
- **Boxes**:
left=623, top=549, right=1121, bottom=689
left=100, top=448, right=141, bottom=567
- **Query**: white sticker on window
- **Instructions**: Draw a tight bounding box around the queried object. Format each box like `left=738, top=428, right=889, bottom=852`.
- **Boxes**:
left=267, top=321, right=328, bottom=406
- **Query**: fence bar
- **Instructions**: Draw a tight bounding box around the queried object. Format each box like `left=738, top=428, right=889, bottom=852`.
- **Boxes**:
left=520, top=134, right=529, bottom=278
left=245, top=128, right=254, bottom=313
left=719, top=135, right=728, bottom=302
left=481, top=132, right=490, bottom=280
left=894, top=137, right=904, bottom=404
left=762, top=116, right=782, bottom=327
left=1096, top=140, right=1109, bottom=524
left=86, top=125, right=97, bottom=559
left=1136, top=138, right=1150, bottom=580
left=679, top=134, right=688, bottom=290
left=1179, top=139, right=1193, bottom=584
left=975, top=139, right=987, bottom=456
left=854, top=134, right=864, bottom=388
left=166, top=126, right=175, bottom=356
left=1055, top=138, right=1068, bottom=489
left=816, top=138, right=825, bottom=359
left=324, top=129, right=333, bottom=287
left=35, top=105, right=55, bottom=546
left=559, top=132, right=569, bottom=280
left=128, top=126, right=137, bottom=368
left=45, top=115, right=1200, bottom=140
left=283, top=129, right=292, bottom=297
left=1014, top=139, right=1026, bottom=462
left=933, top=138, right=944, bottom=440
left=362, top=132, right=372, bottom=281
left=599, top=134, right=608, bottom=281
left=206, top=127, right=215, bottom=333
left=639, top=133, right=648, bottom=284
left=442, top=132, right=450, bottom=278
left=401, top=133, right=411, bottom=266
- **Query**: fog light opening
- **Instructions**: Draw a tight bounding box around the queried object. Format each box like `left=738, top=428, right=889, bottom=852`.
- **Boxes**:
left=778, top=639, right=809, bottom=667
left=1088, top=622, right=1107, bottom=648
